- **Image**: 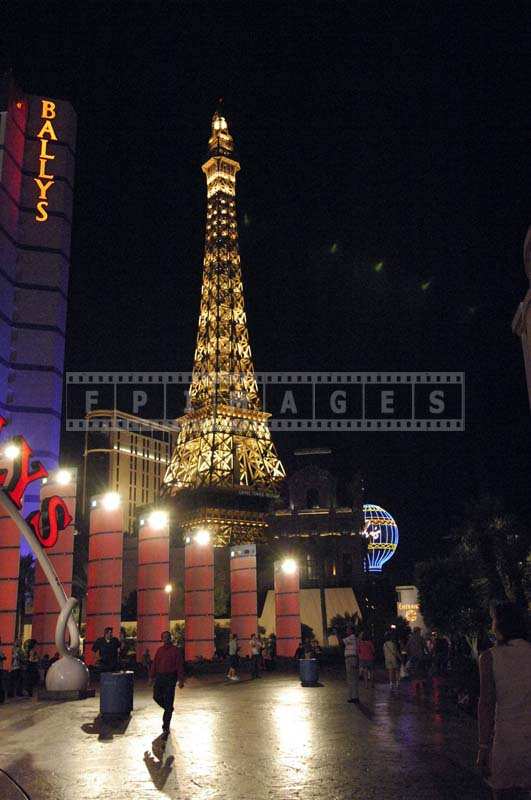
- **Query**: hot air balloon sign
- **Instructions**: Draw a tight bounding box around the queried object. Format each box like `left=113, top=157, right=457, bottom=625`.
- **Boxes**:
left=362, top=503, right=399, bottom=573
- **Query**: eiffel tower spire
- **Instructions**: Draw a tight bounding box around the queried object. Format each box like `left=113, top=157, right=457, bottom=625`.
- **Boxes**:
left=162, top=109, right=285, bottom=544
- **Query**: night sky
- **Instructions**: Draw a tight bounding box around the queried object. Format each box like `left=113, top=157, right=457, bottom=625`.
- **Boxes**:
left=3, top=4, right=530, bottom=580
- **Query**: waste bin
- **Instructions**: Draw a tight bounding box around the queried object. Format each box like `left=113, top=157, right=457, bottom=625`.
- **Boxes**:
left=299, top=658, right=319, bottom=686
left=100, top=671, right=134, bottom=717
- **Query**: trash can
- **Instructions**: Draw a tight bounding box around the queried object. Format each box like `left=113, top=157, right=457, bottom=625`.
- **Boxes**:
left=299, top=658, right=319, bottom=687
left=100, top=671, right=134, bottom=718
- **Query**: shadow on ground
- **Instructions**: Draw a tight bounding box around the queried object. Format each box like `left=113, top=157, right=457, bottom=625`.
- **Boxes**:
left=143, top=735, right=175, bottom=791
left=81, top=714, right=131, bottom=741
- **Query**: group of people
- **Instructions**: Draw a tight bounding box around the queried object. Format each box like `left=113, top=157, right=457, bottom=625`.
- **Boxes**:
left=340, top=625, right=450, bottom=701
left=0, top=636, right=59, bottom=702
left=382, top=626, right=442, bottom=689
left=293, top=638, right=323, bottom=661
left=227, top=631, right=277, bottom=681
left=338, top=606, right=530, bottom=800
left=91, top=626, right=132, bottom=672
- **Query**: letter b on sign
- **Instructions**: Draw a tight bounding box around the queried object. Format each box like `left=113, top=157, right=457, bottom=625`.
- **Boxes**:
left=41, top=100, right=56, bottom=119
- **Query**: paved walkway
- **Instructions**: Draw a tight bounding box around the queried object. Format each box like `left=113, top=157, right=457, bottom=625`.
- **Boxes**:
left=0, top=670, right=489, bottom=800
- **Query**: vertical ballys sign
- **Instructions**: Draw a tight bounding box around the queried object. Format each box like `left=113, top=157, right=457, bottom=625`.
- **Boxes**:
left=34, top=99, right=58, bottom=223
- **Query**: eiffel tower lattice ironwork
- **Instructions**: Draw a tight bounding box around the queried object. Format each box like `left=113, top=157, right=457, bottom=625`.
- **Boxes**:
left=162, top=109, right=285, bottom=544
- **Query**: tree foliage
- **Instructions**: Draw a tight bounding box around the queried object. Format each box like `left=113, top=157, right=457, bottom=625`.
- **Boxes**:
left=455, top=494, right=529, bottom=608
left=415, top=554, right=488, bottom=659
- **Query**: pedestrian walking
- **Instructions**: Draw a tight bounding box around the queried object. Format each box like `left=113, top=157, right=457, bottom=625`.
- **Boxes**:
left=294, top=641, right=305, bottom=660
left=250, top=633, right=262, bottom=678
left=342, top=625, right=359, bottom=703
left=226, top=633, right=240, bottom=681
left=142, top=649, right=152, bottom=676
left=150, top=631, right=185, bottom=738
left=40, top=654, right=51, bottom=682
left=477, top=602, right=531, bottom=799
left=406, top=627, right=427, bottom=691
left=24, top=647, right=40, bottom=696
left=383, top=633, right=400, bottom=688
left=358, top=632, right=375, bottom=688
left=92, top=627, right=120, bottom=672
left=433, top=633, right=449, bottom=676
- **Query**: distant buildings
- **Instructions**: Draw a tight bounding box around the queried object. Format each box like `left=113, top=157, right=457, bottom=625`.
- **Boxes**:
left=82, top=409, right=177, bottom=599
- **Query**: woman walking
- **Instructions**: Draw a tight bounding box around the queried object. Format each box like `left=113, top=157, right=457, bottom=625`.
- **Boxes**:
left=358, top=632, right=375, bottom=688
left=226, top=633, right=240, bottom=681
left=477, top=602, right=531, bottom=799
left=383, top=633, right=400, bottom=689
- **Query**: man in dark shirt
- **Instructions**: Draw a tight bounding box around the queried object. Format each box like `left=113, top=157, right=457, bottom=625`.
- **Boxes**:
left=150, top=631, right=185, bottom=737
left=92, top=627, right=120, bottom=672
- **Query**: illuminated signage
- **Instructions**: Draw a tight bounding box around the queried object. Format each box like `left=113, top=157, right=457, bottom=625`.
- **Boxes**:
left=34, top=99, right=58, bottom=223
left=398, top=602, right=419, bottom=624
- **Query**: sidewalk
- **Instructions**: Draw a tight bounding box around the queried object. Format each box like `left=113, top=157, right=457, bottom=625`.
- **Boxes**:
left=0, top=670, right=489, bottom=800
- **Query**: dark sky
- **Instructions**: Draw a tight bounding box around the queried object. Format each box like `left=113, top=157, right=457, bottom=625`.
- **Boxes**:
left=3, top=3, right=530, bottom=580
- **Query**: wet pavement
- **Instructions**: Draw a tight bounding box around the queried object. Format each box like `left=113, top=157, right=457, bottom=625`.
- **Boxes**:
left=0, top=670, right=489, bottom=800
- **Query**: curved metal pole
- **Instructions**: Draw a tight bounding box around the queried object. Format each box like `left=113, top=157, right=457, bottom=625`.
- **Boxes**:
left=0, top=489, right=79, bottom=653
left=55, top=597, right=79, bottom=657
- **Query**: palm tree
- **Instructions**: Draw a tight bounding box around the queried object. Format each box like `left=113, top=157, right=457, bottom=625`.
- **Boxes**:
left=456, top=494, right=529, bottom=608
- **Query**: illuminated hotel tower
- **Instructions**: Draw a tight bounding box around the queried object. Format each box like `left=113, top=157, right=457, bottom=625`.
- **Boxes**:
left=0, top=79, right=76, bottom=507
left=162, top=109, right=285, bottom=543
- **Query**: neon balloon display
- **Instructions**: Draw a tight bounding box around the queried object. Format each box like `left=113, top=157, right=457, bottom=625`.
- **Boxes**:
left=362, top=503, right=399, bottom=573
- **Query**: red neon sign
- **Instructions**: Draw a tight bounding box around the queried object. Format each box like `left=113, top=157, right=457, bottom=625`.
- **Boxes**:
left=0, top=416, right=72, bottom=549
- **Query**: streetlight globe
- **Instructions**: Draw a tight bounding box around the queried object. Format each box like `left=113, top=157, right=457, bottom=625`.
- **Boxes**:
left=281, top=558, right=297, bottom=575
left=149, top=509, right=168, bottom=530
left=164, top=584, right=173, bottom=594
left=194, top=528, right=210, bottom=546
left=4, top=443, right=20, bottom=460
left=102, top=491, right=121, bottom=511
left=55, top=469, right=72, bottom=486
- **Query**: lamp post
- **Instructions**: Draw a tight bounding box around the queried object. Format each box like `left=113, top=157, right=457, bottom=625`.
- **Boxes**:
left=164, top=583, right=173, bottom=619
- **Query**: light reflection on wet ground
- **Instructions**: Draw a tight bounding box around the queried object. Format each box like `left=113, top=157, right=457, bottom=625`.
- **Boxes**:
left=0, top=671, right=489, bottom=799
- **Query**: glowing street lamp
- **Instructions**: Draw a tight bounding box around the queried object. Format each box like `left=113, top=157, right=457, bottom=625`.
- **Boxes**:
left=149, top=509, right=169, bottom=530
left=281, top=558, right=297, bottom=575
left=101, top=491, right=121, bottom=512
left=194, top=528, right=210, bottom=546
left=4, top=443, right=20, bottom=460
left=55, top=469, right=72, bottom=486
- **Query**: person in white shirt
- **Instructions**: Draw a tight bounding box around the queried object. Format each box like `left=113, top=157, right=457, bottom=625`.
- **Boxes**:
left=342, top=625, right=359, bottom=704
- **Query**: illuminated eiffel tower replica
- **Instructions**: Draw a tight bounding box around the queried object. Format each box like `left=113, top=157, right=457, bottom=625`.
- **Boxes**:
left=162, top=108, right=285, bottom=544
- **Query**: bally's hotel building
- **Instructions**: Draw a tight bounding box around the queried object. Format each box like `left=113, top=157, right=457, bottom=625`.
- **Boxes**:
left=0, top=78, right=76, bottom=508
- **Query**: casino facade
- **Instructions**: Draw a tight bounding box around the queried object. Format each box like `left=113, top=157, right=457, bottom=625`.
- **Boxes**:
left=0, top=78, right=76, bottom=505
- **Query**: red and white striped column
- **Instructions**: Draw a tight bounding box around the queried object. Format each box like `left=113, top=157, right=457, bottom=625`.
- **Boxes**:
left=230, top=543, right=257, bottom=657
left=274, top=558, right=301, bottom=657
left=0, top=508, right=20, bottom=670
left=184, top=529, right=214, bottom=662
left=85, top=492, right=124, bottom=666
left=31, top=468, right=77, bottom=656
left=136, top=510, right=170, bottom=663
